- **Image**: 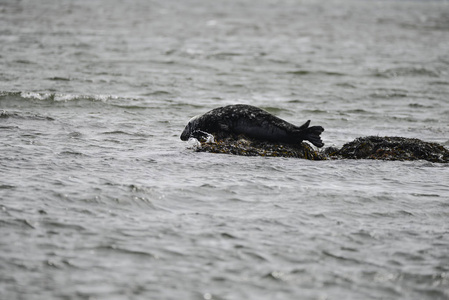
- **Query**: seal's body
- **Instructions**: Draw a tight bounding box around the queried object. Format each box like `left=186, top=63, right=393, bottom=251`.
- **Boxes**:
left=180, top=104, right=324, bottom=148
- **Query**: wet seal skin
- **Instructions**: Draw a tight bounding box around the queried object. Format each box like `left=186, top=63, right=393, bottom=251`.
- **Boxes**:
left=181, top=105, right=449, bottom=163
left=181, top=104, right=324, bottom=148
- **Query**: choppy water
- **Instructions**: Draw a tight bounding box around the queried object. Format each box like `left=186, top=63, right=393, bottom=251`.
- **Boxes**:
left=1, top=0, right=449, bottom=299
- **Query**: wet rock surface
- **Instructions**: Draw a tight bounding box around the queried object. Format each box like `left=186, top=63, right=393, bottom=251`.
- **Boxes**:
left=194, top=136, right=449, bottom=163
left=332, top=136, right=449, bottom=163
left=197, top=138, right=326, bottom=160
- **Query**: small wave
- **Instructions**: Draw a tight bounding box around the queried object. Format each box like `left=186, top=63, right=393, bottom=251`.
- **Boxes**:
left=0, top=125, right=19, bottom=130
left=141, top=90, right=171, bottom=97
left=208, top=52, right=244, bottom=59
left=301, top=109, right=329, bottom=114
left=0, top=90, right=120, bottom=103
left=409, top=103, right=434, bottom=109
left=186, top=137, right=203, bottom=150
left=0, top=110, right=54, bottom=121
left=41, top=220, right=87, bottom=231
left=374, top=67, right=440, bottom=78
left=429, top=81, right=449, bottom=86
left=287, top=99, right=306, bottom=104
left=0, top=184, right=16, bottom=190
left=369, top=92, right=408, bottom=99
left=47, top=77, right=71, bottom=81
left=20, top=92, right=119, bottom=102
left=92, top=245, right=157, bottom=258
left=287, top=70, right=346, bottom=76
left=102, top=130, right=133, bottom=136
left=13, top=59, right=36, bottom=65
left=343, top=109, right=371, bottom=114
left=336, top=82, right=358, bottom=89
left=411, top=193, right=440, bottom=198
left=58, top=150, right=86, bottom=156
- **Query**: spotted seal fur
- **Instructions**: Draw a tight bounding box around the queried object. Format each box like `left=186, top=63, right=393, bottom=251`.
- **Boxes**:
left=180, top=104, right=324, bottom=148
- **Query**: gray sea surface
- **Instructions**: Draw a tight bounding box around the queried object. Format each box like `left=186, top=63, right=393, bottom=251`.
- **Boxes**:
left=1, top=0, right=449, bottom=299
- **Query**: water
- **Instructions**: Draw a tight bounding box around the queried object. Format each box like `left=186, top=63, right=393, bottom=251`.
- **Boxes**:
left=1, top=0, right=449, bottom=299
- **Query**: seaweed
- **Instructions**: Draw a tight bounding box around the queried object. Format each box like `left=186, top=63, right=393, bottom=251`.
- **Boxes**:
left=190, top=135, right=449, bottom=163
left=332, top=136, right=449, bottom=163
left=195, top=137, right=326, bottom=160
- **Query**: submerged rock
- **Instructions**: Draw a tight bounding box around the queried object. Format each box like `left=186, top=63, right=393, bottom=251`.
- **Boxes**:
left=192, top=136, right=449, bottom=163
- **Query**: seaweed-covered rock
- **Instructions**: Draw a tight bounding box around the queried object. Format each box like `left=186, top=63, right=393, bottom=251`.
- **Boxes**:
left=195, top=137, right=326, bottom=160
left=188, top=135, right=449, bottom=163
left=333, top=136, right=449, bottom=163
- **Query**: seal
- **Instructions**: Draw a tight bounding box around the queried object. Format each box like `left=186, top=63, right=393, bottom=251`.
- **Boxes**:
left=180, top=104, right=324, bottom=148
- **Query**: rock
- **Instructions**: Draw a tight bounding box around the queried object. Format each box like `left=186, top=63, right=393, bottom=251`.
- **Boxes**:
left=191, top=136, right=449, bottom=163
left=195, top=137, right=326, bottom=160
left=332, top=136, right=449, bottom=163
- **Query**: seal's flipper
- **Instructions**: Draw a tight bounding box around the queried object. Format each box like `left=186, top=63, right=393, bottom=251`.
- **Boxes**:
left=294, top=120, right=324, bottom=147
left=303, top=125, right=324, bottom=148
left=298, top=120, right=311, bottom=130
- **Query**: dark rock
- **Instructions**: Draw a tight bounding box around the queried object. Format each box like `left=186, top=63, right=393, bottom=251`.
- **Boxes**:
left=332, top=136, right=449, bottom=163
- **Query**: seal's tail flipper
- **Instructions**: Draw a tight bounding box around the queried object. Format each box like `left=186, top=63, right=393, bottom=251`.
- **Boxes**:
left=298, top=120, right=324, bottom=148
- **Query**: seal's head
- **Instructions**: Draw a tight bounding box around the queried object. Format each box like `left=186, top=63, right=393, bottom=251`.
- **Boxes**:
left=180, top=115, right=200, bottom=141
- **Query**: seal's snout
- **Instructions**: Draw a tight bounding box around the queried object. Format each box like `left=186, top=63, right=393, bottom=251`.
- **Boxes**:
left=180, top=123, right=191, bottom=141
left=180, top=115, right=200, bottom=141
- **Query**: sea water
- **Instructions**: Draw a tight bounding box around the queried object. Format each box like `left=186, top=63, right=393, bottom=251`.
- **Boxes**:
left=1, top=0, right=449, bottom=299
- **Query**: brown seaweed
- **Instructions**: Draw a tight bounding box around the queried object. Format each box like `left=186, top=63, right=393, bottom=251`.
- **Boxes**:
left=332, top=136, right=449, bottom=163
left=197, top=137, right=326, bottom=160
left=191, top=136, right=449, bottom=163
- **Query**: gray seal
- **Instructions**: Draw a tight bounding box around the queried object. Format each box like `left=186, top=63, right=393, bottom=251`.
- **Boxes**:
left=180, top=104, right=324, bottom=148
